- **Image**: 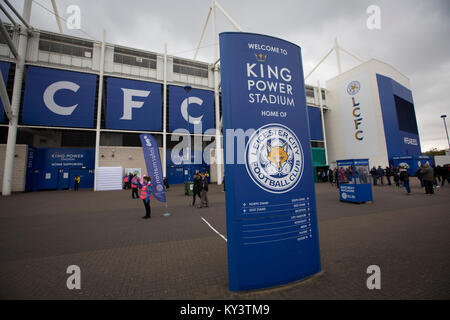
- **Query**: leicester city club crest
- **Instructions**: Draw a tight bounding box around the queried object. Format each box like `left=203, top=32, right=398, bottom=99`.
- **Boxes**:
left=347, top=81, right=361, bottom=95
left=245, top=124, right=304, bottom=194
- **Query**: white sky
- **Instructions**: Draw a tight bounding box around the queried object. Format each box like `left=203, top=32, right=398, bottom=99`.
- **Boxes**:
left=4, top=0, right=450, bottom=151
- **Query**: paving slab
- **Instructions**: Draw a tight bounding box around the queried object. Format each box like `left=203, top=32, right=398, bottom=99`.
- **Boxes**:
left=0, top=179, right=448, bottom=299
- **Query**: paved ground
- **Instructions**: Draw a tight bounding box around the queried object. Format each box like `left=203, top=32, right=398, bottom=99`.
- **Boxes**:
left=0, top=179, right=449, bottom=300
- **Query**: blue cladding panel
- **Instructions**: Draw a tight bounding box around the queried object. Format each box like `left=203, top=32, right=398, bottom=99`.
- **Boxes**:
left=307, top=106, right=324, bottom=141
left=0, top=61, right=10, bottom=123
left=169, top=85, right=215, bottom=133
left=22, top=66, right=97, bottom=128
left=377, top=74, right=421, bottom=158
left=106, top=77, right=162, bottom=131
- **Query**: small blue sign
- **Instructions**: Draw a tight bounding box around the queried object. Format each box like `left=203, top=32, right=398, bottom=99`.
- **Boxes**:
left=220, top=32, right=321, bottom=291
left=169, top=85, right=214, bottom=133
left=25, top=148, right=94, bottom=191
left=22, top=66, right=97, bottom=128
left=337, top=158, right=373, bottom=203
left=391, top=155, right=434, bottom=176
left=106, top=77, right=162, bottom=131
left=0, top=61, right=11, bottom=123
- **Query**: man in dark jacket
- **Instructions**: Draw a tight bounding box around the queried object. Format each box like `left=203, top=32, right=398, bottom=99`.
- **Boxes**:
left=370, top=166, right=377, bottom=186
left=399, top=166, right=411, bottom=194
left=415, top=165, right=424, bottom=188
left=421, top=163, right=435, bottom=195
left=377, top=166, right=384, bottom=185
left=328, top=169, right=334, bottom=185
left=199, top=173, right=209, bottom=208
left=385, top=166, right=392, bottom=185
left=393, top=166, right=400, bottom=187
left=441, top=165, right=449, bottom=186
left=192, top=171, right=201, bottom=206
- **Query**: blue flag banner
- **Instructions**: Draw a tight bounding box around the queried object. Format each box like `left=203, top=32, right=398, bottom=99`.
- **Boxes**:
left=0, top=61, right=11, bottom=123
left=139, top=134, right=166, bottom=203
left=220, top=32, right=321, bottom=291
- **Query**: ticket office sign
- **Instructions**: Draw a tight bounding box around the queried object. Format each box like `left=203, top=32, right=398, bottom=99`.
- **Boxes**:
left=219, top=32, right=321, bottom=291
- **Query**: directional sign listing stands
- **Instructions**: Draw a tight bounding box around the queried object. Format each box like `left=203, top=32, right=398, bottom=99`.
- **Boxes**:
left=336, top=159, right=373, bottom=203
left=220, top=32, right=321, bottom=291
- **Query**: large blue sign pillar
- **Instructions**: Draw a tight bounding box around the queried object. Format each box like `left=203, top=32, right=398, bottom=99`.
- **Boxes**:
left=220, top=32, right=321, bottom=291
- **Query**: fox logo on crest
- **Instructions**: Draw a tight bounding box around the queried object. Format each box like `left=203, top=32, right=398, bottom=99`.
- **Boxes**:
left=267, top=142, right=288, bottom=168
left=262, top=141, right=293, bottom=176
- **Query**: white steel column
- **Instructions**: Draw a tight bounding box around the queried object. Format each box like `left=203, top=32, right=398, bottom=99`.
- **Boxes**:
left=334, top=37, right=342, bottom=75
left=193, top=6, right=212, bottom=61
left=94, top=30, right=106, bottom=191
left=163, top=43, right=168, bottom=177
left=317, top=81, right=328, bottom=165
left=2, top=0, right=31, bottom=196
left=50, top=0, right=63, bottom=33
left=212, top=0, right=223, bottom=184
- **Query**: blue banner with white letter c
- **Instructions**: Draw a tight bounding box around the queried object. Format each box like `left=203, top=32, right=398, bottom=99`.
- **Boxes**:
left=21, top=66, right=97, bottom=128
left=139, top=134, right=166, bottom=203
left=169, top=85, right=215, bottom=133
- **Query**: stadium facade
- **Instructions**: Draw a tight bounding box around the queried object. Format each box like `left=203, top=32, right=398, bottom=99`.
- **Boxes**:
left=0, top=23, right=423, bottom=193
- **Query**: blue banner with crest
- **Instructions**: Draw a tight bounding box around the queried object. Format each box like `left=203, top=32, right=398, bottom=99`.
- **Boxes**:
left=220, top=32, right=321, bottom=291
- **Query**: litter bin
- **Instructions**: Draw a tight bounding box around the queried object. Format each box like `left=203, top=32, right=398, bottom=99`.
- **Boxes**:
left=184, top=181, right=194, bottom=196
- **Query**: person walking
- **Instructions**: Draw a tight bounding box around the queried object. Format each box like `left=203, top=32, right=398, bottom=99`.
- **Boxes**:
left=140, top=176, right=152, bottom=219
left=432, top=165, right=440, bottom=189
left=385, top=166, right=392, bottom=186
left=435, top=165, right=443, bottom=184
left=441, top=165, right=449, bottom=186
left=128, top=173, right=133, bottom=189
left=163, top=177, right=170, bottom=190
left=377, top=166, right=384, bottom=185
left=421, top=163, right=435, bottom=195
left=370, top=166, right=377, bottom=186
left=415, top=165, right=424, bottom=188
left=74, top=175, right=80, bottom=191
left=321, top=170, right=327, bottom=182
left=399, top=166, right=411, bottom=194
left=131, top=174, right=139, bottom=199
left=199, top=173, right=209, bottom=208
left=123, top=175, right=129, bottom=189
left=339, top=167, right=345, bottom=184
left=192, top=171, right=201, bottom=206
left=334, top=168, right=339, bottom=188
left=393, top=166, right=400, bottom=187
left=328, top=168, right=334, bottom=185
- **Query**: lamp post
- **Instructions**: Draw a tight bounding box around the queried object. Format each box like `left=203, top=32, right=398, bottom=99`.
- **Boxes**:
left=441, top=115, right=450, bottom=150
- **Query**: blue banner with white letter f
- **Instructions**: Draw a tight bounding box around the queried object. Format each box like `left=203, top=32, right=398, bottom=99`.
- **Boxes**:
left=140, top=134, right=166, bottom=203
